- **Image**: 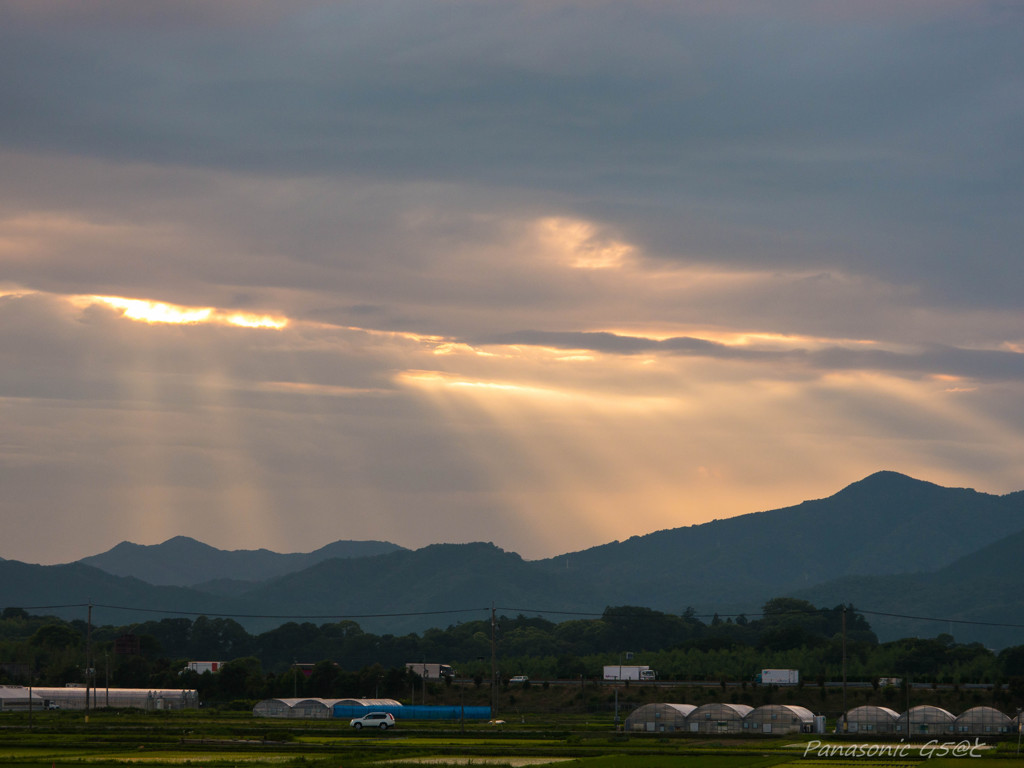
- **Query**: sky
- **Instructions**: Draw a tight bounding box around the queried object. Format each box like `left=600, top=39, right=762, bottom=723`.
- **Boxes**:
left=2, top=0, right=1023, bottom=565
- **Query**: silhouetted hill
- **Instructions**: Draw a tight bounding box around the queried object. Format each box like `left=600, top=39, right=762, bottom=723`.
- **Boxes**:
left=796, top=527, right=1024, bottom=647
left=539, top=471, right=1024, bottom=614
left=0, top=559, right=235, bottom=627
left=4, top=472, right=1024, bottom=644
left=78, top=536, right=405, bottom=587
left=236, top=542, right=592, bottom=634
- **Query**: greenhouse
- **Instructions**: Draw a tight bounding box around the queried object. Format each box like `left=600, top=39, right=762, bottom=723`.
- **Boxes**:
left=836, top=705, right=900, bottom=734
left=253, top=698, right=298, bottom=718
left=334, top=698, right=401, bottom=708
left=333, top=704, right=491, bottom=721
left=744, top=704, right=816, bottom=734
left=688, top=703, right=753, bottom=734
left=624, top=703, right=696, bottom=733
left=254, top=697, right=401, bottom=719
left=0, top=686, right=43, bottom=711
left=28, top=687, right=197, bottom=710
left=895, top=705, right=955, bottom=735
left=253, top=698, right=340, bottom=719
left=954, top=707, right=1012, bottom=735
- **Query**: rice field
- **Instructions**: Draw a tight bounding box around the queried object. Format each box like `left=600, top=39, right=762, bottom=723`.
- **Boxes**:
left=2, top=711, right=1024, bottom=768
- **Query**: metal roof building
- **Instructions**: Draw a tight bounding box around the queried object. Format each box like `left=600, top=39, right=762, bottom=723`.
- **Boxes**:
left=624, top=703, right=696, bottom=733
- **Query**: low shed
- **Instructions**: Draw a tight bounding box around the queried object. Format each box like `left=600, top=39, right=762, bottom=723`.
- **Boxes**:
left=624, top=703, right=695, bottom=733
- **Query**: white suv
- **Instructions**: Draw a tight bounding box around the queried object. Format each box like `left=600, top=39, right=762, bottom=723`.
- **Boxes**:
left=350, top=711, right=396, bottom=730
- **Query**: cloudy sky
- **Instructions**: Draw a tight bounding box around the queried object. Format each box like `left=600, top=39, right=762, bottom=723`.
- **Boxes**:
left=2, top=1, right=1022, bottom=565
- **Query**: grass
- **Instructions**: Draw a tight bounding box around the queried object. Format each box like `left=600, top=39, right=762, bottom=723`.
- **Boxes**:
left=4, top=710, right=1024, bottom=768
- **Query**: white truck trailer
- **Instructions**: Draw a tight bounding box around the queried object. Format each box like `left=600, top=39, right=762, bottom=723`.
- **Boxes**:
left=603, top=665, right=656, bottom=681
left=405, top=662, right=455, bottom=680
left=758, top=668, right=799, bottom=685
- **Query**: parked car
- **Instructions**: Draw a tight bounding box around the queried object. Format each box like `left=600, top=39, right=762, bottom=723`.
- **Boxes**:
left=509, top=675, right=529, bottom=683
left=350, top=711, right=395, bottom=730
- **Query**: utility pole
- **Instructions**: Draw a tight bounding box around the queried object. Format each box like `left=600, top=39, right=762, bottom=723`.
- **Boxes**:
left=906, top=675, right=912, bottom=740
left=1016, top=707, right=1021, bottom=755
left=842, top=606, right=847, bottom=727
left=490, top=604, right=498, bottom=718
left=85, top=601, right=93, bottom=712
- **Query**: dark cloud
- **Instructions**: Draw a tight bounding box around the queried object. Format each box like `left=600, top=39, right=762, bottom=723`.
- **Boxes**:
left=1, top=1, right=1022, bottom=563
left=475, top=329, right=1024, bottom=381
left=1, top=1, right=1021, bottom=305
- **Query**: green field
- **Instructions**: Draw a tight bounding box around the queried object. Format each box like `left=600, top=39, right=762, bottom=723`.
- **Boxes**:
left=2, top=711, right=1024, bottom=768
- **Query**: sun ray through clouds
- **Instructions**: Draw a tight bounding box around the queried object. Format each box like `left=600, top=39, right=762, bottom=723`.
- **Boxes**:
left=52, top=288, right=294, bottom=548
left=81, top=295, right=289, bottom=329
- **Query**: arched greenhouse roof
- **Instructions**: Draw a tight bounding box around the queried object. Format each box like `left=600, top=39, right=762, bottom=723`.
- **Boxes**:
left=898, top=705, right=955, bottom=724
left=624, top=703, right=696, bottom=732
left=691, top=702, right=753, bottom=719
left=746, top=704, right=815, bottom=722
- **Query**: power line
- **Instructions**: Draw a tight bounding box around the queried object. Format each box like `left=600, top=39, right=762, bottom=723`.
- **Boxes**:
left=857, top=608, right=1024, bottom=629
left=12, top=601, right=1024, bottom=631
left=93, top=603, right=492, bottom=620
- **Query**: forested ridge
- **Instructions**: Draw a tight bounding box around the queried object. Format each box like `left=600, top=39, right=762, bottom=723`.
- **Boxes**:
left=4, top=598, right=1024, bottom=708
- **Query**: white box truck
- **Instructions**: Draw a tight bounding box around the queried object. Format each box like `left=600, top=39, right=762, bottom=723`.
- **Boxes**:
left=603, top=665, right=656, bottom=681
left=758, top=668, right=799, bottom=685
left=406, top=662, right=455, bottom=680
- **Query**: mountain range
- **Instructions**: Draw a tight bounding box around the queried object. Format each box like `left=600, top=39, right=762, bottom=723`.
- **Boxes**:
left=3, top=471, right=1023, bottom=647
left=79, top=537, right=403, bottom=588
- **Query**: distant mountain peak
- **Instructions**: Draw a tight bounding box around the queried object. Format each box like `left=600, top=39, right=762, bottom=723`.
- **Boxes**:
left=78, top=537, right=405, bottom=587
left=159, top=536, right=220, bottom=551
left=835, top=471, right=943, bottom=498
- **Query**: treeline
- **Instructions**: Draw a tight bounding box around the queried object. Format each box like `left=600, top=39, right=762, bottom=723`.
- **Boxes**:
left=3, top=599, right=1024, bottom=706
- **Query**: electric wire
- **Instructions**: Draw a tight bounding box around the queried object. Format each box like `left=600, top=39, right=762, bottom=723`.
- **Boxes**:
left=12, top=601, right=1024, bottom=630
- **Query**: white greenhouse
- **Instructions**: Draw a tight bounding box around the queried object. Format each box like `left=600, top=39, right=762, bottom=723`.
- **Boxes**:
left=836, top=705, right=900, bottom=734
left=253, top=697, right=401, bottom=719
left=28, top=686, right=197, bottom=710
left=624, top=702, right=696, bottom=733
left=688, top=703, right=753, bottom=734
left=744, top=704, right=815, bottom=734
left=954, top=707, right=1012, bottom=735
left=896, top=705, right=955, bottom=736
left=0, top=686, right=44, bottom=711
